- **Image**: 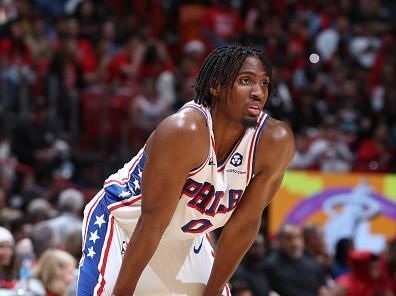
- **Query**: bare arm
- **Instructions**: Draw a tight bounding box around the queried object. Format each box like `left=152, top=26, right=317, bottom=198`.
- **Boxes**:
left=204, top=119, right=295, bottom=296
left=112, top=110, right=208, bottom=295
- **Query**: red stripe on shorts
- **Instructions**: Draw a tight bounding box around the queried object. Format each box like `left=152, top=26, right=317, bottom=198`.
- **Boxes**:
left=97, top=216, right=115, bottom=295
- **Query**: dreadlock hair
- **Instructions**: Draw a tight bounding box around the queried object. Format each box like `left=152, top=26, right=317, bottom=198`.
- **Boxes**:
left=193, top=45, right=272, bottom=107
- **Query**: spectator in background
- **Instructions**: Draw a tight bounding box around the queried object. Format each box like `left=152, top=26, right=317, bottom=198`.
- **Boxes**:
left=173, top=40, right=206, bottom=108
left=64, top=228, right=82, bottom=296
left=305, top=115, right=354, bottom=172
left=349, top=22, right=381, bottom=70
left=9, top=217, right=31, bottom=245
left=355, top=121, right=394, bottom=173
left=47, top=19, right=85, bottom=131
left=82, top=19, right=117, bottom=86
left=24, top=16, right=54, bottom=98
left=27, top=198, right=56, bottom=225
left=11, top=100, right=62, bottom=172
left=234, top=233, right=271, bottom=296
left=336, top=250, right=393, bottom=296
left=262, top=224, right=330, bottom=296
left=291, top=89, right=322, bottom=133
left=244, top=1, right=272, bottom=47
left=140, top=41, right=176, bottom=107
left=303, top=224, right=332, bottom=276
left=0, top=19, right=35, bottom=111
left=64, top=228, right=82, bottom=264
left=289, top=132, right=312, bottom=170
left=107, top=31, right=145, bottom=87
left=201, top=0, right=243, bottom=48
left=315, top=16, right=350, bottom=63
left=30, top=221, right=59, bottom=261
left=0, top=208, right=23, bottom=236
left=20, top=249, right=76, bottom=296
left=129, top=76, right=172, bottom=150
left=46, top=188, right=83, bottom=248
left=231, top=279, right=254, bottom=296
left=266, top=66, right=294, bottom=123
left=0, top=226, right=19, bottom=289
left=74, top=0, right=101, bottom=42
left=331, top=238, right=354, bottom=278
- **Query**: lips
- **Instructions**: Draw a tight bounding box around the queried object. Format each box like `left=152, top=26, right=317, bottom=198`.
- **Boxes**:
left=247, top=104, right=261, bottom=117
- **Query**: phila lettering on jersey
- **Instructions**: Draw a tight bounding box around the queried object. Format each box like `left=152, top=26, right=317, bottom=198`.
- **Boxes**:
left=101, top=101, right=269, bottom=240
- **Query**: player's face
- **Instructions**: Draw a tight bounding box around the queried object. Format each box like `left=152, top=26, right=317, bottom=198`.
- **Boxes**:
left=227, top=56, right=270, bottom=127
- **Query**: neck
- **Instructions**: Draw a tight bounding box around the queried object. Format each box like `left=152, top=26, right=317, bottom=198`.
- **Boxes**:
left=211, top=107, right=245, bottom=163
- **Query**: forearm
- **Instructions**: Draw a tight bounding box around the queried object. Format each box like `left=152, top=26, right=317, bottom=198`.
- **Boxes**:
left=204, top=221, right=260, bottom=296
left=112, top=215, right=165, bottom=295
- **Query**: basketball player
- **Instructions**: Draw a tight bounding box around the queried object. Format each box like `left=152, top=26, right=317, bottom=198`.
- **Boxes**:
left=77, top=45, right=295, bottom=296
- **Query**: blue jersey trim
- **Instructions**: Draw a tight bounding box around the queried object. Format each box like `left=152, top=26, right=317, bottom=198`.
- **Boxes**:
left=251, top=114, right=270, bottom=180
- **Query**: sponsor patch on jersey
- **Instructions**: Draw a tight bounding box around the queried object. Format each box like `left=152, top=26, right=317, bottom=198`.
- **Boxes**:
left=230, top=152, right=243, bottom=167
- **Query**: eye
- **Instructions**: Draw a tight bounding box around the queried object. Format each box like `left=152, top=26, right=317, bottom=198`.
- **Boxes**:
left=261, top=80, right=269, bottom=87
left=240, top=77, right=251, bottom=85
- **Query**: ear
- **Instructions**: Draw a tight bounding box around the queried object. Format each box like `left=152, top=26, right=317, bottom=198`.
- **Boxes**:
left=209, top=87, right=220, bottom=97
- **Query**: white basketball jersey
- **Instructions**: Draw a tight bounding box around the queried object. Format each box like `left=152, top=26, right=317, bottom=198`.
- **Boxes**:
left=103, top=101, right=269, bottom=240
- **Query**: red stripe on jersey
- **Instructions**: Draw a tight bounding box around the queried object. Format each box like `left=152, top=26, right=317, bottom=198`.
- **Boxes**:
left=108, top=195, right=142, bottom=212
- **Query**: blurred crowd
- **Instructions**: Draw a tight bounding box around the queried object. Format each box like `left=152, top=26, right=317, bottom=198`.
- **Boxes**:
left=0, top=0, right=396, bottom=295
left=231, top=225, right=396, bottom=296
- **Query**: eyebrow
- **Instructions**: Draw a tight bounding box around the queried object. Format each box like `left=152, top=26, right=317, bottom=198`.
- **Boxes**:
left=237, top=71, right=269, bottom=79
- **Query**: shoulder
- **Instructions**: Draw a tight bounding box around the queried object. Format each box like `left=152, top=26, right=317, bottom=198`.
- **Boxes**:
left=149, top=107, right=208, bottom=143
left=261, top=117, right=294, bottom=146
left=254, top=117, right=295, bottom=175
left=145, top=108, right=209, bottom=168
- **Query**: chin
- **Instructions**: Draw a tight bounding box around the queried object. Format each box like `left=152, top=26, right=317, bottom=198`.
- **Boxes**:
left=242, top=117, right=259, bottom=128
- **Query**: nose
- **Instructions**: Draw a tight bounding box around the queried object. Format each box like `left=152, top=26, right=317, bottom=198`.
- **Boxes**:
left=250, top=83, right=266, bottom=100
